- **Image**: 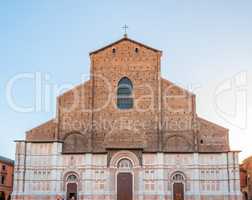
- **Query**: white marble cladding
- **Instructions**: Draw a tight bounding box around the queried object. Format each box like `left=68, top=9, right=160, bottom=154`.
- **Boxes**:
left=13, top=141, right=241, bottom=200
left=142, top=153, right=241, bottom=196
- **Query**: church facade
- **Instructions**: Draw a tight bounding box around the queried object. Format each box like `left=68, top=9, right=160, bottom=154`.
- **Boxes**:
left=12, top=36, right=241, bottom=200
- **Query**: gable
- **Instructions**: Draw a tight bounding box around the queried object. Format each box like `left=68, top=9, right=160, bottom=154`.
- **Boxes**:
left=89, top=36, right=162, bottom=56
left=89, top=37, right=162, bottom=77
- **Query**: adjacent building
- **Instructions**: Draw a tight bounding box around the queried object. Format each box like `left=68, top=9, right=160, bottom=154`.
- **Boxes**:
left=240, top=156, right=252, bottom=200
left=12, top=36, right=241, bottom=200
left=0, top=156, right=14, bottom=200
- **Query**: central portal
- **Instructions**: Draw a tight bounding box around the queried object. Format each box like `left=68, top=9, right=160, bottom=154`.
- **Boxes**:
left=117, top=173, right=133, bottom=200
left=67, top=183, right=77, bottom=200
left=173, top=183, right=184, bottom=200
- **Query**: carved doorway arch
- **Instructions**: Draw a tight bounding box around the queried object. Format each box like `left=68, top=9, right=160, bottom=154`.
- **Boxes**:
left=66, top=174, right=78, bottom=200
left=117, top=159, right=133, bottom=200
left=171, top=173, right=185, bottom=200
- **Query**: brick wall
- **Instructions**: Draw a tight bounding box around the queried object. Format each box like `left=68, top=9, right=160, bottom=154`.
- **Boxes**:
left=25, top=37, right=230, bottom=153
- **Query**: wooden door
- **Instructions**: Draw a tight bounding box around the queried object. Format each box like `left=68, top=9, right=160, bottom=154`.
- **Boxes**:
left=173, top=183, right=184, bottom=200
left=0, top=192, right=5, bottom=200
left=67, top=183, right=77, bottom=200
left=117, top=173, right=133, bottom=200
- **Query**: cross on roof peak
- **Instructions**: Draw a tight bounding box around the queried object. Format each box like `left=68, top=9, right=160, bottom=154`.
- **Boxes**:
left=122, top=24, right=129, bottom=37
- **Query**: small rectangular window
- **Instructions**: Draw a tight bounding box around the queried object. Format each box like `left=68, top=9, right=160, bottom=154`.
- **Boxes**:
left=1, top=176, right=5, bottom=185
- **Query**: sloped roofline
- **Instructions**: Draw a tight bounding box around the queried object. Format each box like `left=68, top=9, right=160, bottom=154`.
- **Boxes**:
left=161, top=78, right=196, bottom=96
left=198, top=117, right=229, bottom=131
left=89, top=36, right=162, bottom=55
left=0, top=155, right=14, bottom=165
left=243, top=155, right=252, bottom=164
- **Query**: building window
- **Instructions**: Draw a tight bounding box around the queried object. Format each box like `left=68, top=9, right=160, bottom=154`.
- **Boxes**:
left=172, top=173, right=184, bottom=182
left=1, top=176, right=5, bottom=185
left=2, top=165, right=6, bottom=171
left=67, top=174, right=77, bottom=182
left=94, top=170, right=105, bottom=191
left=201, top=181, right=205, bottom=190
left=144, top=170, right=155, bottom=191
left=117, top=77, right=133, bottom=109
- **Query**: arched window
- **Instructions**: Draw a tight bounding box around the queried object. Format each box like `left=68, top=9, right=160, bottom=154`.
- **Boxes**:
left=67, top=174, right=78, bottom=182
left=117, top=77, right=133, bottom=109
left=118, top=159, right=133, bottom=170
left=172, top=173, right=185, bottom=182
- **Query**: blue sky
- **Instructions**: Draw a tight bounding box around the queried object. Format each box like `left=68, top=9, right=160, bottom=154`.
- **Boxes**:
left=0, top=0, right=252, bottom=160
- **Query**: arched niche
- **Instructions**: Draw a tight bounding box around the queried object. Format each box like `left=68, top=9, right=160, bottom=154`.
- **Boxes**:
left=109, top=150, right=140, bottom=168
left=163, top=135, right=193, bottom=152
left=63, top=132, right=89, bottom=153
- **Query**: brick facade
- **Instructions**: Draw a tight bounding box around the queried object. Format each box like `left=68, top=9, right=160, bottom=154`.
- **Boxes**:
left=240, top=156, right=252, bottom=200
left=25, top=36, right=229, bottom=154
left=13, top=36, right=241, bottom=200
left=0, top=156, right=14, bottom=200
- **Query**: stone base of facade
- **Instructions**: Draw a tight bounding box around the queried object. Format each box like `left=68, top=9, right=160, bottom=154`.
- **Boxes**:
left=12, top=194, right=242, bottom=200
left=12, top=146, right=242, bottom=200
